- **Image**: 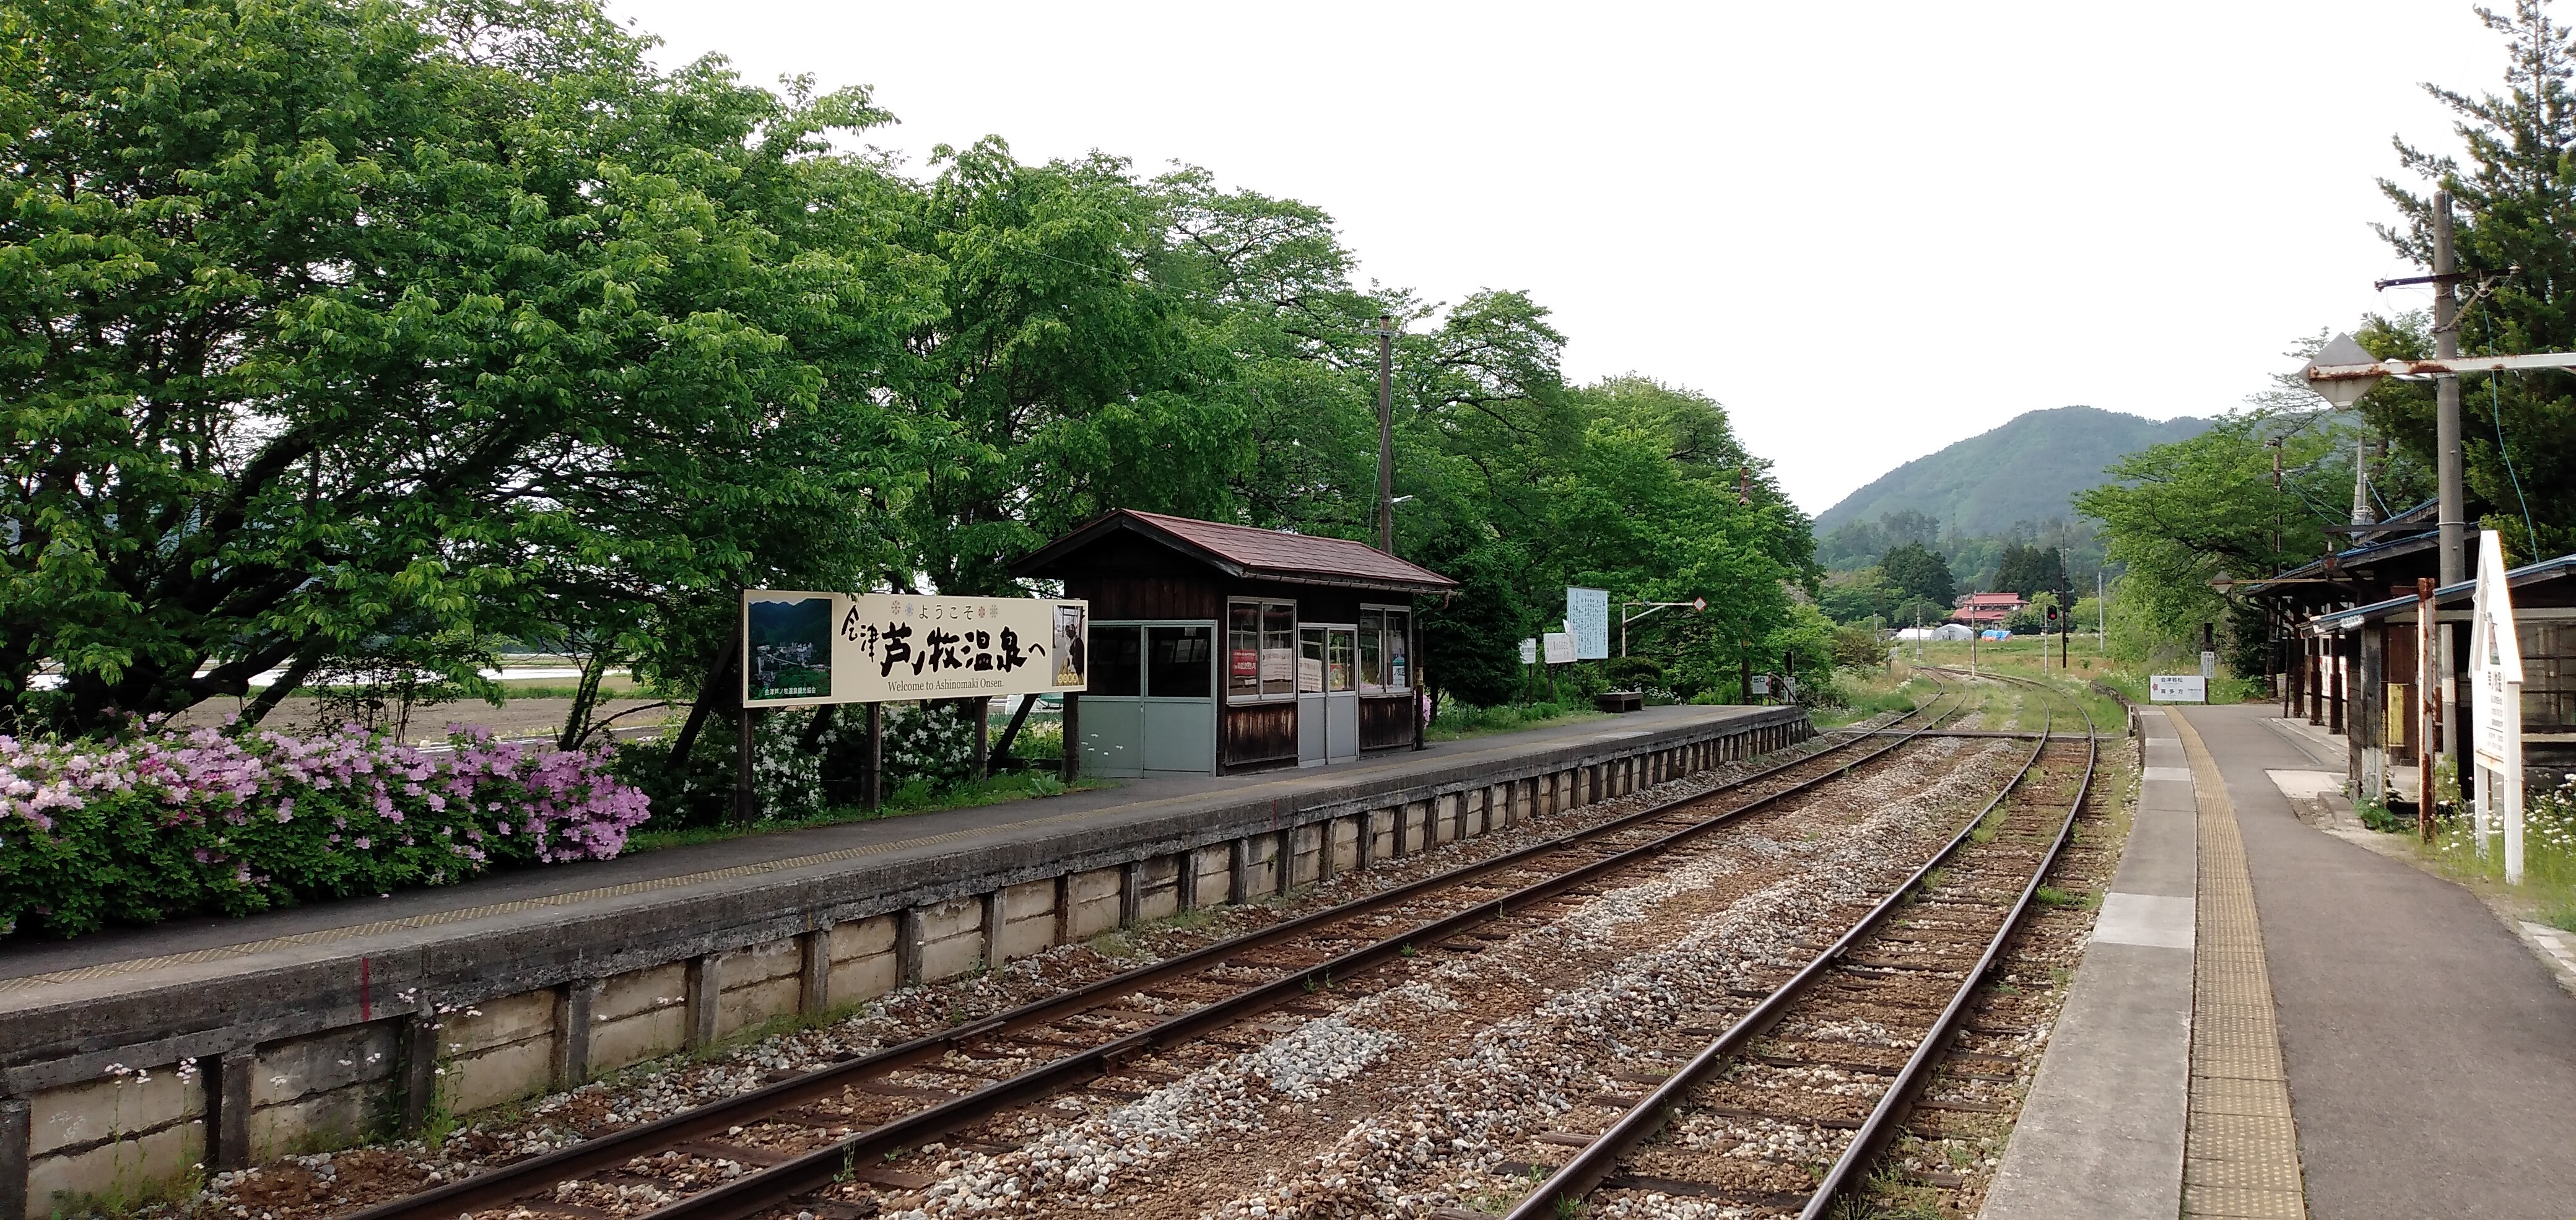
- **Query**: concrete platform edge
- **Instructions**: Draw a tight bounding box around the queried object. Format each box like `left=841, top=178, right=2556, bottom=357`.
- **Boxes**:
left=1980, top=707, right=2189, bottom=1220
left=0, top=708, right=1801, bottom=1090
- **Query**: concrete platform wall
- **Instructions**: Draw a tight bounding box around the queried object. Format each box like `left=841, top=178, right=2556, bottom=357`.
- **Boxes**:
left=0, top=712, right=1809, bottom=1219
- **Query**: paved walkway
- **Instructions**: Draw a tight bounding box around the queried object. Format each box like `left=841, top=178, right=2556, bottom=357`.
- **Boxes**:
left=2178, top=703, right=2576, bottom=1219
left=0, top=704, right=1752, bottom=983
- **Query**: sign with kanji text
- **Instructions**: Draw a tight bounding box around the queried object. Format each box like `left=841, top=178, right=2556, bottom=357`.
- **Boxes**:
left=2148, top=674, right=2207, bottom=704
left=1566, top=587, right=1611, bottom=660
left=742, top=591, right=1088, bottom=707
left=2468, top=529, right=2526, bottom=882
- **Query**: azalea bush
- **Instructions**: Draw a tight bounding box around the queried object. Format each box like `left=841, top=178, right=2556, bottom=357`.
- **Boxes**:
left=0, top=722, right=650, bottom=939
left=630, top=700, right=994, bottom=830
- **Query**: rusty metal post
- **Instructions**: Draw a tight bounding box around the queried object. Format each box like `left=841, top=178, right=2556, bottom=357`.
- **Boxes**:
left=863, top=700, right=883, bottom=813
left=1058, top=692, right=1080, bottom=783
left=2419, top=577, right=2439, bottom=842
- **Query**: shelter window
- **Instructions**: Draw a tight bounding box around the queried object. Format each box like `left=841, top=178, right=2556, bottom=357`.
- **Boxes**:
left=1090, top=625, right=1142, bottom=697
left=1358, top=605, right=1412, bottom=692
left=1229, top=599, right=1299, bottom=702
left=1326, top=629, right=1355, bottom=692
left=1299, top=629, right=1326, bottom=694
left=1147, top=625, right=1212, bottom=698
left=2525, top=623, right=2575, bottom=730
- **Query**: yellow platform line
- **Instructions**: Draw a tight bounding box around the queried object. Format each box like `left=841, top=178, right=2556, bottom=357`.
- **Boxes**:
left=2170, top=710, right=2308, bottom=1218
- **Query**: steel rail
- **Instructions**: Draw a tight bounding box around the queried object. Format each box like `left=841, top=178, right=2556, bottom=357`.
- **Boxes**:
left=1799, top=671, right=2096, bottom=1217
left=640, top=686, right=1977, bottom=1220
left=337, top=688, right=1963, bottom=1220
left=1501, top=671, right=2095, bottom=1220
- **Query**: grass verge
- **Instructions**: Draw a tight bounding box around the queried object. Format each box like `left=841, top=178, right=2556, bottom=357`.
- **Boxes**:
left=1425, top=701, right=1608, bottom=743
left=2404, top=780, right=2576, bottom=933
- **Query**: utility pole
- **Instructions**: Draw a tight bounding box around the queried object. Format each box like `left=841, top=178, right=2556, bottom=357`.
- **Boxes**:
left=2434, top=193, right=2466, bottom=773
left=2268, top=436, right=2284, bottom=567
left=1372, top=315, right=1398, bottom=554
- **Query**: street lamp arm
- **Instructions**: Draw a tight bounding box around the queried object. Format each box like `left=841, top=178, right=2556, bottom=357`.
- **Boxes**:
left=1617, top=598, right=1706, bottom=659
left=1621, top=599, right=1704, bottom=627
left=2305, top=351, right=2576, bottom=387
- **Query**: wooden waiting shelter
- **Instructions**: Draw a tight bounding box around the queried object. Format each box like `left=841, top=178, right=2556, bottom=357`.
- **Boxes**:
left=2302, top=552, right=2576, bottom=798
left=1012, top=510, right=1457, bottom=777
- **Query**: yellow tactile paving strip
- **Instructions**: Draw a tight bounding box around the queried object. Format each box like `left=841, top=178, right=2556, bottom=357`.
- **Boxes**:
left=2171, top=711, right=2308, bottom=1219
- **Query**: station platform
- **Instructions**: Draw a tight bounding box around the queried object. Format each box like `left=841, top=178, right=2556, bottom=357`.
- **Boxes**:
left=1986, top=702, right=2576, bottom=1219
left=0, top=704, right=1777, bottom=988
left=0, top=702, right=1808, bottom=1219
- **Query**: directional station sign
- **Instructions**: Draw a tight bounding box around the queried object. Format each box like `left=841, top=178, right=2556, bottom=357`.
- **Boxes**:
left=743, top=591, right=1089, bottom=708
left=2468, top=531, right=2527, bottom=882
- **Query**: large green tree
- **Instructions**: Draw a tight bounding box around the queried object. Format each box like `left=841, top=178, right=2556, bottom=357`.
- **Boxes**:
left=2, top=0, right=1833, bottom=746
left=2380, top=0, right=2576, bottom=558
left=1880, top=542, right=1955, bottom=610
left=0, top=0, right=927, bottom=736
left=0, top=0, right=925, bottom=736
left=2076, top=409, right=2365, bottom=665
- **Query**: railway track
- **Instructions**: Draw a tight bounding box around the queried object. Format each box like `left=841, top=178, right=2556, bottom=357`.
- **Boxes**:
left=335, top=682, right=1987, bottom=1220
left=1499, top=670, right=2098, bottom=1220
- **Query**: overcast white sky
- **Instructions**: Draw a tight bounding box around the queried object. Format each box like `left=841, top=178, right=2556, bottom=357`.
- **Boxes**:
left=603, top=0, right=2502, bottom=515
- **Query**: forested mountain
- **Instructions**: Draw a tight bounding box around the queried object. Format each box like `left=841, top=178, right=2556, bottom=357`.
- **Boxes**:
left=1814, top=406, right=2210, bottom=537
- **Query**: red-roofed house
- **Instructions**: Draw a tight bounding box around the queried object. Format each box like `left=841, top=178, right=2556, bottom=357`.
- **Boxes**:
left=1952, top=592, right=2026, bottom=627
left=1012, top=510, right=1457, bottom=777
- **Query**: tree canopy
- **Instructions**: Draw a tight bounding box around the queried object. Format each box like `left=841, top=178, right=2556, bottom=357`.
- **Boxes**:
left=1879, top=543, right=1955, bottom=612
left=2378, top=0, right=2576, bottom=559
left=2, top=0, right=1815, bottom=738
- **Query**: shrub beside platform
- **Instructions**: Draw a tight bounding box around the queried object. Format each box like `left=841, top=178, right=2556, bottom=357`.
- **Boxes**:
left=1, top=723, right=648, bottom=940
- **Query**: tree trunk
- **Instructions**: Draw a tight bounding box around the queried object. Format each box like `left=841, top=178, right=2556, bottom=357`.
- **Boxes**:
left=668, top=628, right=739, bottom=773
left=237, top=648, right=328, bottom=732
left=558, top=648, right=612, bottom=751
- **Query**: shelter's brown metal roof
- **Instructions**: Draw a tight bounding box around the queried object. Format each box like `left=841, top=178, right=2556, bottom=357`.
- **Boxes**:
left=1012, top=509, right=1456, bottom=594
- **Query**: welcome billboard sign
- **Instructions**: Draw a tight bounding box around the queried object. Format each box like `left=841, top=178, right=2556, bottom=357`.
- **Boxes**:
left=743, top=591, right=1089, bottom=708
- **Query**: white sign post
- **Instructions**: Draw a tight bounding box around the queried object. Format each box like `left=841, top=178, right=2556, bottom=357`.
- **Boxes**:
left=2148, top=674, right=2208, bottom=704
left=1566, top=587, right=1611, bottom=661
left=1542, top=632, right=1577, bottom=666
left=2469, top=530, right=2526, bottom=882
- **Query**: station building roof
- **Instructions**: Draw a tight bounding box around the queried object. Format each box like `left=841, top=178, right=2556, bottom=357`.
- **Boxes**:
left=2234, top=499, right=2455, bottom=614
left=1012, top=509, right=1458, bottom=596
left=2307, top=552, right=2576, bottom=635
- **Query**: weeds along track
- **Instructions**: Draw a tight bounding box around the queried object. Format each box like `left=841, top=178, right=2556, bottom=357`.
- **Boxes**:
left=331, top=688, right=1984, bottom=1220
left=1494, top=671, right=2095, bottom=1220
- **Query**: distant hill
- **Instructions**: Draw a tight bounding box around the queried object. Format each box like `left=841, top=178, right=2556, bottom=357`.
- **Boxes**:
left=1814, top=406, right=2211, bottom=538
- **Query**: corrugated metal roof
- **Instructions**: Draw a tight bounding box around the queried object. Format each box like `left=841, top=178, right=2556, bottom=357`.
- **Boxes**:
left=1012, top=509, right=1458, bottom=593
left=2311, top=552, right=2576, bottom=633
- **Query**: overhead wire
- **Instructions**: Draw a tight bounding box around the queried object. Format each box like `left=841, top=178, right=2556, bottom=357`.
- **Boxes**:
left=2471, top=297, right=2543, bottom=551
